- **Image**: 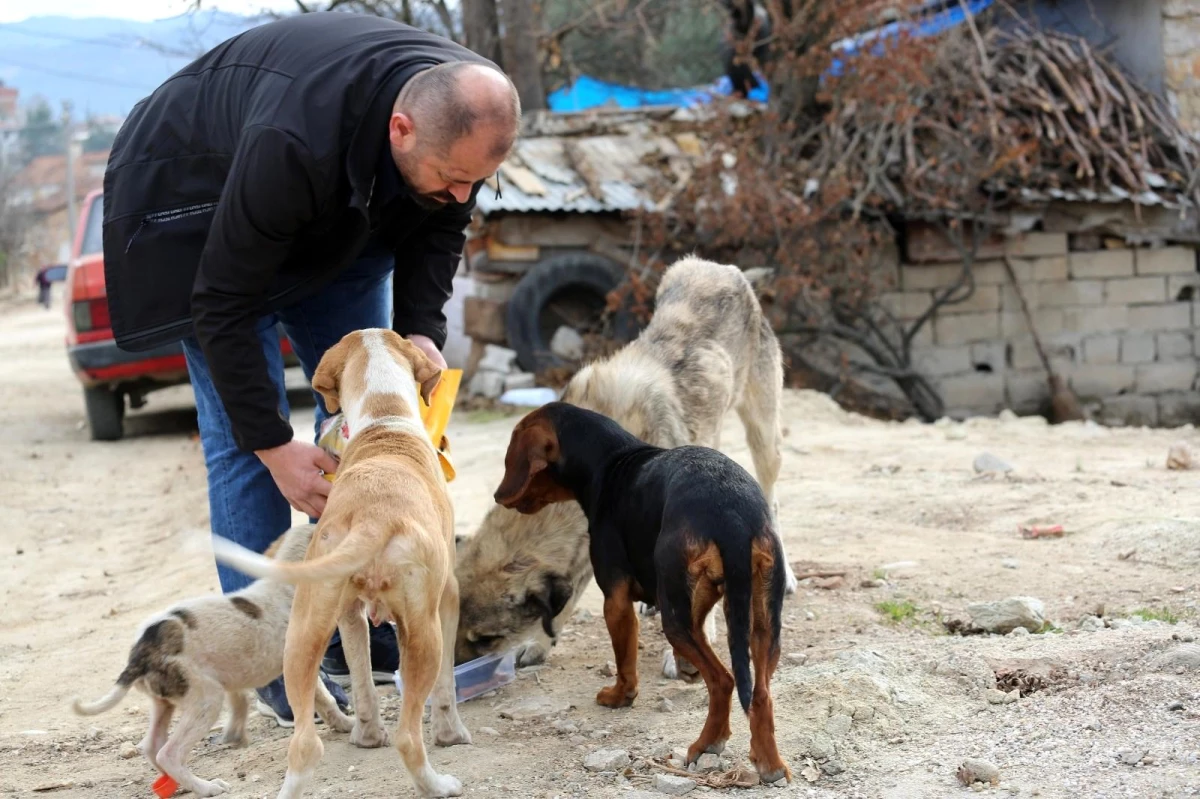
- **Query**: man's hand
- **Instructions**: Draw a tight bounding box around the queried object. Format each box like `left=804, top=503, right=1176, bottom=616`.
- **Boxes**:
left=255, top=440, right=339, bottom=518
left=406, top=334, right=448, bottom=370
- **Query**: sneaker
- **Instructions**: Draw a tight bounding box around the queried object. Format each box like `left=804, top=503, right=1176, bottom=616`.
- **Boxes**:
left=321, top=623, right=399, bottom=688
left=254, top=671, right=351, bottom=728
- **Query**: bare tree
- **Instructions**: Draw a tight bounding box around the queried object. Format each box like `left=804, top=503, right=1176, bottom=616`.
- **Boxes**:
left=463, top=0, right=502, bottom=64
left=0, top=169, right=31, bottom=293
left=500, top=0, right=547, bottom=110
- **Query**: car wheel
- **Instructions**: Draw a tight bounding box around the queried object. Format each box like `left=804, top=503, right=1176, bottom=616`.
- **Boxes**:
left=84, top=386, right=125, bottom=441
left=505, top=252, right=627, bottom=373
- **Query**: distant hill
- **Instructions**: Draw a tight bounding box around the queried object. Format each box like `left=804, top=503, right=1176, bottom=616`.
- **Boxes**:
left=0, top=12, right=266, bottom=117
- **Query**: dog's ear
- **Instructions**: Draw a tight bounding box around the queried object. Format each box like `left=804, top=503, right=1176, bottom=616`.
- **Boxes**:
left=312, top=336, right=353, bottom=413
left=525, top=572, right=573, bottom=638
left=493, top=414, right=565, bottom=512
left=386, top=333, right=442, bottom=405
left=502, top=554, right=538, bottom=574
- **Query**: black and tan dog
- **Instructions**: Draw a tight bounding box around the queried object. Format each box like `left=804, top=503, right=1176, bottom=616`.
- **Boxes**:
left=494, top=401, right=790, bottom=783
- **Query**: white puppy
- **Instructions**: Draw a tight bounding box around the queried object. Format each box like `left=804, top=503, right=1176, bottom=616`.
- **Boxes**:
left=71, top=524, right=353, bottom=797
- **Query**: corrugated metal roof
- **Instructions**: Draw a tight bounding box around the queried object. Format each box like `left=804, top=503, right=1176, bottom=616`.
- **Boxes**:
left=1013, top=185, right=1191, bottom=210
left=476, top=126, right=695, bottom=216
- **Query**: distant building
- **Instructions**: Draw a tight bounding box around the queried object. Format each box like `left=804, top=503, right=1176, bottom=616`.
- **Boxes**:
left=0, top=81, right=23, bottom=171
left=11, top=150, right=108, bottom=214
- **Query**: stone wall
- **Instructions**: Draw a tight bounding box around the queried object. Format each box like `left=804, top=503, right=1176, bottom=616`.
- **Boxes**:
left=1163, top=0, right=1200, bottom=135
left=883, top=228, right=1200, bottom=427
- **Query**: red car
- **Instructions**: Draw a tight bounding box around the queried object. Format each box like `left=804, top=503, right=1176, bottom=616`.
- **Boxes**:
left=66, top=189, right=297, bottom=441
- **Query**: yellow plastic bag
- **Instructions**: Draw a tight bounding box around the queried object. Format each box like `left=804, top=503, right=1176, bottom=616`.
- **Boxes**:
left=318, top=368, right=461, bottom=483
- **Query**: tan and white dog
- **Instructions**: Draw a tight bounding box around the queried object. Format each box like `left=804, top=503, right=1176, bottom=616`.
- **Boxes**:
left=212, top=329, right=470, bottom=799
left=72, top=524, right=352, bottom=798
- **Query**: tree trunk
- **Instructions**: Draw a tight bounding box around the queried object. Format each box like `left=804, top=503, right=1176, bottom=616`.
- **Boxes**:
left=500, top=0, right=546, bottom=111
left=463, top=0, right=503, bottom=65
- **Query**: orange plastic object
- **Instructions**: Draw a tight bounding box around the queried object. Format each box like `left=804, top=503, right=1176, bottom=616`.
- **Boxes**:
left=152, top=774, right=178, bottom=798
left=420, top=368, right=461, bottom=482
left=318, top=369, right=461, bottom=483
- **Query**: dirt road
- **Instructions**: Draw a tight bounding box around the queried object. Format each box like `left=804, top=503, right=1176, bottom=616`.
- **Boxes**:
left=2, top=297, right=1200, bottom=798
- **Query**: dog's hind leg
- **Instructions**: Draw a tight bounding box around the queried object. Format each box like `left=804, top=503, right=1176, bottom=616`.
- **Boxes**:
left=432, top=574, right=472, bottom=748
left=154, top=675, right=230, bottom=797
left=220, top=690, right=249, bottom=747
left=660, top=613, right=714, bottom=682
left=339, top=602, right=389, bottom=749
left=737, top=335, right=796, bottom=594
left=313, top=674, right=354, bottom=733
left=394, top=594, right=463, bottom=798
left=139, top=697, right=173, bottom=772
left=278, top=582, right=342, bottom=799
left=659, top=547, right=733, bottom=763
left=746, top=540, right=789, bottom=784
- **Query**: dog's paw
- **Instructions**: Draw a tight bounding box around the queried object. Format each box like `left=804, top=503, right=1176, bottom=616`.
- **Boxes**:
left=350, top=721, right=390, bottom=749
left=325, top=709, right=355, bottom=734
left=686, top=738, right=728, bottom=765
left=218, top=730, right=249, bottom=748
left=595, top=684, right=637, bottom=708
left=193, top=778, right=231, bottom=797
left=515, top=640, right=549, bottom=667
left=433, top=718, right=472, bottom=747
left=783, top=566, right=798, bottom=595
left=664, top=650, right=700, bottom=682
left=638, top=602, right=659, bottom=618
left=751, top=757, right=791, bottom=785
left=660, top=649, right=679, bottom=680
left=420, top=772, right=463, bottom=798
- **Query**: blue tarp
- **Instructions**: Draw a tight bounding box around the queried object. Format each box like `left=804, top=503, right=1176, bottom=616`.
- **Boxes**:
left=546, top=0, right=994, bottom=112
left=546, top=73, right=768, bottom=112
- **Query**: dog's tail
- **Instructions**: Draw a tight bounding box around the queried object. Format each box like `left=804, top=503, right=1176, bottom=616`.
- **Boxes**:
left=719, top=527, right=786, bottom=715
left=718, top=537, right=755, bottom=714
left=71, top=615, right=189, bottom=716
left=71, top=683, right=132, bottom=716
left=211, top=524, right=386, bottom=584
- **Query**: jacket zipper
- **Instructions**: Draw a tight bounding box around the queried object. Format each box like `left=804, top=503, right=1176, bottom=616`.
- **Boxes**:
left=125, top=201, right=219, bottom=253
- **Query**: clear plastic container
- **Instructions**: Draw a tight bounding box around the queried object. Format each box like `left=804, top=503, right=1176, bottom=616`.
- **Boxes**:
left=393, top=648, right=517, bottom=706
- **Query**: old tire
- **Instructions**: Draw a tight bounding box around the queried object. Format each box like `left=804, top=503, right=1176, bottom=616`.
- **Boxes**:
left=84, top=386, right=125, bottom=441
left=505, top=252, right=625, bottom=372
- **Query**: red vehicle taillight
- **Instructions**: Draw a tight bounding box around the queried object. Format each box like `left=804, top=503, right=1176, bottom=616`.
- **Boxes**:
left=72, top=298, right=111, bottom=332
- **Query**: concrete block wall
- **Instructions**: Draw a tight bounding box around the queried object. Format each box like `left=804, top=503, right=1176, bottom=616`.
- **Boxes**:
left=884, top=228, right=1200, bottom=426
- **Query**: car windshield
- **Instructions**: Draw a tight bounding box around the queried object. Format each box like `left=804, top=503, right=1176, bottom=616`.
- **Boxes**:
left=79, top=195, right=103, bottom=258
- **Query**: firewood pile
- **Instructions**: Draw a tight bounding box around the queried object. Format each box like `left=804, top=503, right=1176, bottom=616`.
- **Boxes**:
left=802, top=5, right=1200, bottom=215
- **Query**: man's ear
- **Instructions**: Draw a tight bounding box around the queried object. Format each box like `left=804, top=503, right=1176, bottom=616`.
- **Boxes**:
left=312, top=338, right=351, bottom=413
left=525, top=572, right=574, bottom=639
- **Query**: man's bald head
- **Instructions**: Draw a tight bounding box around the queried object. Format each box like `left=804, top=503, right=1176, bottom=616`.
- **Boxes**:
left=394, top=62, right=521, bottom=161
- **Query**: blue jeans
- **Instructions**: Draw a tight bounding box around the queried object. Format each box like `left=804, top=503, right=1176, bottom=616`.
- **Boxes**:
left=182, top=255, right=394, bottom=595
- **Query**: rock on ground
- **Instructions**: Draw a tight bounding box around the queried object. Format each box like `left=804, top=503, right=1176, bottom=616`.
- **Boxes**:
left=957, top=758, right=1000, bottom=786
left=498, top=695, right=574, bottom=721
left=654, top=774, right=696, bottom=795
left=825, top=712, right=853, bottom=737
left=1167, top=441, right=1193, bottom=470
left=967, top=596, right=1045, bottom=634
left=584, top=748, right=631, bottom=772
left=1155, top=643, right=1200, bottom=671
left=973, top=452, right=1013, bottom=473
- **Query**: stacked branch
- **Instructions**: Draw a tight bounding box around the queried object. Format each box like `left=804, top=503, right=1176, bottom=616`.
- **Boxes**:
left=799, top=6, right=1200, bottom=218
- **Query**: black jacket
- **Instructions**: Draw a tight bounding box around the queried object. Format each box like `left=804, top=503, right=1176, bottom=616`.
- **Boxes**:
left=102, top=12, right=494, bottom=452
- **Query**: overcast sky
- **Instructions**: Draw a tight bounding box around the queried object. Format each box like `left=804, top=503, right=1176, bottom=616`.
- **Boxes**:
left=0, top=0, right=299, bottom=23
